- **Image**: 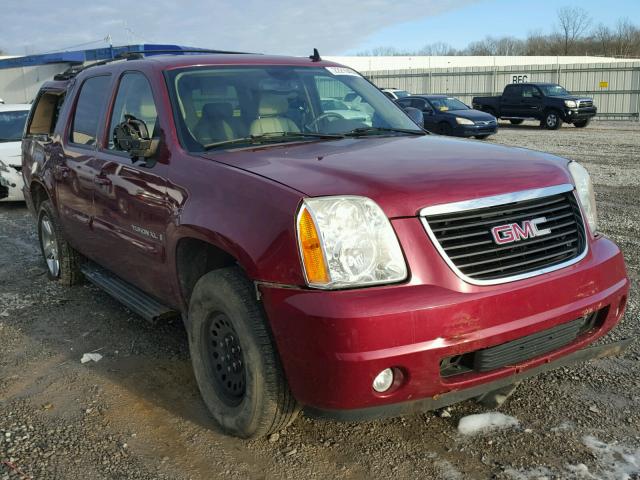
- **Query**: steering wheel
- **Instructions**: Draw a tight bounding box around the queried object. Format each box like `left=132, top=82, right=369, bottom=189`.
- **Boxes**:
left=306, top=112, right=345, bottom=130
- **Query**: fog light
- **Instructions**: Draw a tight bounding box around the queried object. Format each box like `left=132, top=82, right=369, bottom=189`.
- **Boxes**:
left=372, top=368, right=394, bottom=392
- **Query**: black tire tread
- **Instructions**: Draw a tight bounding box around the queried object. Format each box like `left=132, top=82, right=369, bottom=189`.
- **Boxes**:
left=38, top=200, right=83, bottom=286
left=189, top=267, right=299, bottom=437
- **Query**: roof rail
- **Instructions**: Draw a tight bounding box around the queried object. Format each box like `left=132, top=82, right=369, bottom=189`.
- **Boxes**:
left=52, top=48, right=257, bottom=81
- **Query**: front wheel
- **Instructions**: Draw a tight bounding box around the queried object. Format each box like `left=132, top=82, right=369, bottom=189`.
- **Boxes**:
left=37, top=200, right=83, bottom=286
left=188, top=267, right=300, bottom=438
left=543, top=111, right=563, bottom=130
left=438, top=122, right=453, bottom=136
left=573, top=119, right=591, bottom=128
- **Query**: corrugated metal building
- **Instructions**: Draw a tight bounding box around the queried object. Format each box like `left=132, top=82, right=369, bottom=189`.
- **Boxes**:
left=364, top=61, right=640, bottom=120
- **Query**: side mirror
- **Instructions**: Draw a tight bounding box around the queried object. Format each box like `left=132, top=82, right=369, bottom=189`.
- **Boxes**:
left=402, top=107, right=424, bottom=128
left=113, top=115, right=158, bottom=162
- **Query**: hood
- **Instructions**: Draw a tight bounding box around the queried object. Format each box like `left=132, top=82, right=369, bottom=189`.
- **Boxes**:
left=203, top=135, right=573, bottom=218
left=548, top=94, right=592, bottom=102
left=0, top=141, right=21, bottom=166
left=443, top=109, right=496, bottom=121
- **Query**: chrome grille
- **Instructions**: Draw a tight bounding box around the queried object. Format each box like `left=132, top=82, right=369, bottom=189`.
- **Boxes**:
left=420, top=185, right=587, bottom=284
left=578, top=99, right=593, bottom=108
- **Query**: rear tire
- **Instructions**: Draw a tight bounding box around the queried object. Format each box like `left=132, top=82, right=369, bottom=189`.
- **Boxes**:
left=188, top=267, right=300, bottom=438
left=37, top=200, right=83, bottom=286
left=573, top=119, right=590, bottom=128
left=509, top=119, right=524, bottom=125
left=543, top=110, right=563, bottom=130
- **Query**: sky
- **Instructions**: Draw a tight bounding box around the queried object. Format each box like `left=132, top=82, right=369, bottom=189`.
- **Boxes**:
left=1, top=0, right=639, bottom=57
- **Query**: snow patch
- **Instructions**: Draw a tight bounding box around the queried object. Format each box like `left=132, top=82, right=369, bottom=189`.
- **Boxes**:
left=503, top=466, right=553, bottom=480
left=457, top=412, right=519, bottom=435
left=80, top=353, right=103, bottom=364
left=579, top=435, right=640, bottom=480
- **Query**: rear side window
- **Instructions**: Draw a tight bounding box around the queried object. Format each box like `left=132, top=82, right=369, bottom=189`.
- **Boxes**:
left=504, top=85, right=521, bottom=98
left=27, top=91, right=66, bottom=136
left=70, top=75, right=111, bottom=146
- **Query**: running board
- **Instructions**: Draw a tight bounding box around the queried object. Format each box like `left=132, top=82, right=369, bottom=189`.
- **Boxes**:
left=81, top=263, right=178, bottom=323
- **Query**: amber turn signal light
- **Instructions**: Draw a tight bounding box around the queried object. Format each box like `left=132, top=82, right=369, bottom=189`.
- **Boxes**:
left=297, top=207, right=329, bottom=285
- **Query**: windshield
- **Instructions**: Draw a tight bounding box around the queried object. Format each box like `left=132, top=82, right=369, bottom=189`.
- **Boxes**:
left=0, top=110, right=29, bottom=142
left=538, top=84, right=570, bottom=96
left=428, top=97, right=469, bottom=112
left=165, top=66, right=422, bottom=151
left=393, top=90, right=410, bottom=98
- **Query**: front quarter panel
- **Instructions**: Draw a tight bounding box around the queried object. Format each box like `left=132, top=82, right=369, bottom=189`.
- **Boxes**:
left=167, top=154, right=306, bottom=289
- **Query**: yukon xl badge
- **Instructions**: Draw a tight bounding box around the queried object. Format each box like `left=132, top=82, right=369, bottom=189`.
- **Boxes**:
left=491, top=217, right=551, bottom=245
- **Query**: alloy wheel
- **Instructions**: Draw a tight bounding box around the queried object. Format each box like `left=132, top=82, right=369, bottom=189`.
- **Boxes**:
left=40, top=215, right=60, bottom=278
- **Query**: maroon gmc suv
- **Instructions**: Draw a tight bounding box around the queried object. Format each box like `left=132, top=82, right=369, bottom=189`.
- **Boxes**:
left=22, top=51, right=629, bottom=438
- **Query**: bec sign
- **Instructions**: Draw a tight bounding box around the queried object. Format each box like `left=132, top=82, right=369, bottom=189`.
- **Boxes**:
left=512, top=75, right=529, bottom=84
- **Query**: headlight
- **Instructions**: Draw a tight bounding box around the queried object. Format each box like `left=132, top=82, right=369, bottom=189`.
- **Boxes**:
left=568, top=161, right=597, bottom=234
left=455, top=117, right=474, bottom=125
left=296, top=196, right=407, bottom=289
left=565, top=100, right=577, bottom=108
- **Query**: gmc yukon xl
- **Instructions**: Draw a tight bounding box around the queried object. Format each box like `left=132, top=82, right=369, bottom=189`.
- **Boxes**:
left=22, top=52, right=629, bottom=438
left=472, top=83, right=597, bottom=129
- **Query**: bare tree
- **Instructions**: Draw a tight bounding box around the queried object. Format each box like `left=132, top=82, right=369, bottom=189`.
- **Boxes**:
left=418, top=42, right=457, bottom=56
left=593, top=23, right=613, bottom=56
left=556, top=6, right=592, bottom=54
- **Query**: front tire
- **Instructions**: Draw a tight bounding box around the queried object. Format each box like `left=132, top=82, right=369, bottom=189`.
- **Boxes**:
left=438, top=122, right=453, bottom=136
left=37, top=200, right=83, bottom=286
left=574, top=119, right=590, bottom=128
left=188, top=267, right=299, bottom=438
left=543, top=110, right=563, bottom=130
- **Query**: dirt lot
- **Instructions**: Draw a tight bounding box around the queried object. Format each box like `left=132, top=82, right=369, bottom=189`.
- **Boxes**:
left=1, top=120, right=639, bottom=480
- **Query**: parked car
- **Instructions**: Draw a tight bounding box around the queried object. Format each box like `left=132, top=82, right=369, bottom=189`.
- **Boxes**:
left=381, top=88, right=410, bottom=100
left=320, top=98, right=369, bottom=123
left=398, top=95, right=497, bottom=139
left=472, top=83, right=596, bottom=129
left=0, top=103, right=30, bottom=201
left=22, top=51, right=629, bottom=439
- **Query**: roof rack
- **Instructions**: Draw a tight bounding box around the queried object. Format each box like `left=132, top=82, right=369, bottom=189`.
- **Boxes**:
left=52, top=48, right=257, bottom=81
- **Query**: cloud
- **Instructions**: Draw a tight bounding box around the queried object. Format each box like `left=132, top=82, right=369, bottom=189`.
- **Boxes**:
left=0, top=0, right=479, bottom=55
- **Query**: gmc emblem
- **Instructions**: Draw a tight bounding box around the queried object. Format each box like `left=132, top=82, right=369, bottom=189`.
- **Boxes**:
left=491, top=217, right=551, bottom=245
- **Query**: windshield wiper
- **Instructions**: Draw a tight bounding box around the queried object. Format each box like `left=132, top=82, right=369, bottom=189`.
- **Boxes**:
left=344, top=127, right=426, bottom=137
left=203, top=131, right=345, bottom=150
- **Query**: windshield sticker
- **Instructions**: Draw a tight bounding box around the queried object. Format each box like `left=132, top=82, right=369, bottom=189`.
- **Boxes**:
left=325, top=67, right=361, bottom=77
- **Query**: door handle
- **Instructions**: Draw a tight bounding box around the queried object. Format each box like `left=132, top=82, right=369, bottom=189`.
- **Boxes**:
left=94, top=175, right=112, bottom=186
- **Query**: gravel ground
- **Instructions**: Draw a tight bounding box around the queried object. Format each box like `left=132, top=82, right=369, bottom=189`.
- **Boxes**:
left=1, top=120, right=639, bottom=480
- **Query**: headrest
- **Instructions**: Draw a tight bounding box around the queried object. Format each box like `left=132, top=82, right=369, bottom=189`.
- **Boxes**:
left=258, top=93, right=289, bottom=116
left=202, top=102, right=234, bottom=119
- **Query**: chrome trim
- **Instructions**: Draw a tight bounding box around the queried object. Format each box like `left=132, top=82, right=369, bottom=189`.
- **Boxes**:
left=419, top=184, right=589, bottom=286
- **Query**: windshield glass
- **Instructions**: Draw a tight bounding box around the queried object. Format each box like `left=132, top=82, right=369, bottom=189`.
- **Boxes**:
left=393, top=90, right=410, bottom=98
left=165, top=66, right=422, bottom=151
left=0, top=110, right=29, bottom=142
left=538, top=84, right=570, bottom=96
left=428, top=97, right=469, bottom=112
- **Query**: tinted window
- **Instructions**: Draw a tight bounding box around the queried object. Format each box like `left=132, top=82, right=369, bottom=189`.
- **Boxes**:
left=108, top=72, right=158, bottom=150
left=0, top=110, right=29, bottom=142
left=70, top=75, right=111, bottom=145
left=504, top=85, right=521, bottom=98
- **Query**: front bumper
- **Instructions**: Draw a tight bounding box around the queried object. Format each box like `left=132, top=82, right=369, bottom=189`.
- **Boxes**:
left=0, top=165, right=25, bottom=202
left=455, top=123, right=498, bottom=137
left=564, top=107, right=597, bottom=122
left=260, top=226, right=628, bottom=415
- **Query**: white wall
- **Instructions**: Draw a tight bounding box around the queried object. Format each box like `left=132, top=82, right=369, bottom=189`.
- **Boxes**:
left=325, top=56, right=640, bottom=72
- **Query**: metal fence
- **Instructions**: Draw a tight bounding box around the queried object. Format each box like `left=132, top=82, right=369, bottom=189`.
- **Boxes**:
left=365, top=61, right=640, bottom=120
